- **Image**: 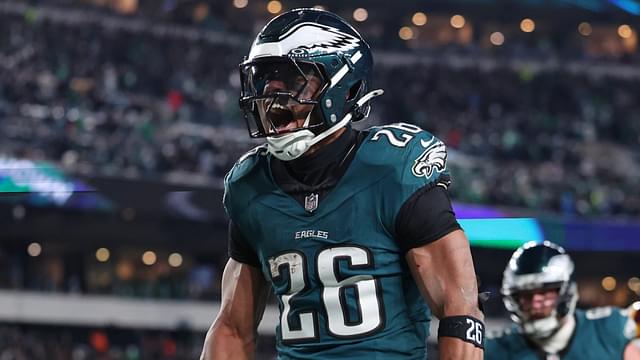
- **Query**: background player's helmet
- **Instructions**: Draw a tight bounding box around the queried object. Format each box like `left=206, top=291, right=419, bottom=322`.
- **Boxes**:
left=501, top=241, right=578, bottom=339
left=239, top=8, right=381, bottom=161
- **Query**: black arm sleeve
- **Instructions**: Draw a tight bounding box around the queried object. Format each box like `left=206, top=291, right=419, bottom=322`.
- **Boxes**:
left=395, top=185, right=462, bottom=253
left=227, top=220, right=261, bottom=267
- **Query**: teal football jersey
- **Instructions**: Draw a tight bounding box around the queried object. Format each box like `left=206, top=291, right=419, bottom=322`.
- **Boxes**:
left=224, top=123, right=450, bottom=359
left=485, top=307, right=637, bottom=360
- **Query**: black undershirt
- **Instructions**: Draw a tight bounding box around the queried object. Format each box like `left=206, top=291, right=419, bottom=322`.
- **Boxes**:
left=228, top=127, right=461, bottom=266
left=270, top=127, right=364, bottom=206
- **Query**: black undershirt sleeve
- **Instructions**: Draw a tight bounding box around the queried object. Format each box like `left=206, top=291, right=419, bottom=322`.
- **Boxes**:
left=227, top=220, right=261, bottom=267
left=395, top=185, right=462, bottom=253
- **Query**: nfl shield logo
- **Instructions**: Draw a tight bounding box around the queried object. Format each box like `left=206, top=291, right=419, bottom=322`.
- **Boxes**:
left=304, top=193, right=319, bottom=213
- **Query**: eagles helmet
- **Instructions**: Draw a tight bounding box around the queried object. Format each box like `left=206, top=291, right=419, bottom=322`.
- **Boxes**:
left=501, top=241, right=578, bottom=339
left=239, top=8, right=383, bottom=161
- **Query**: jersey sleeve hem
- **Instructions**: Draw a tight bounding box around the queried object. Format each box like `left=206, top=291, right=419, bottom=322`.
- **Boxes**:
left=401, top=223, right=462, bottom=253
left=228, top=253, right=261, bottom=268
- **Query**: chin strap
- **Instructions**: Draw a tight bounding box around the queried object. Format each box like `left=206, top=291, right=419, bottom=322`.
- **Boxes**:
left=530, top=315, right=576, bottom=354
left=523, top=314, right=562, bottom=339
left=267, top=89, right=384, bottom=161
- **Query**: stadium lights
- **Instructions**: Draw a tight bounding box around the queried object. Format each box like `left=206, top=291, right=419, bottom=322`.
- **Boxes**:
left=168, top=253, right=184, bottom=268
left=313, top=5, right=326, bottom=10
left=578, top=22, right=592, bottom=36
left=353, top=8, right=368, bottom=22
left=142, top=250, right=157, bottom=266
left=27, top=242, right=42, bottom=257
left=490, top=31, right=505, bottom=46
left=96, top=248, right=110, bottom=262
left=114, top=0, right=137, bottom=14
left=412, top=12, right=427, bottom=26
left=398, top=26, right=414, bottom=40
left=601, top=276, right=617, bottom=291
left=628, top=277, right=640, bottom=293
left=618, top=24, right=633, bottom=38
left=116, top=261, right=134, bottom=280
left=520, top=18, right=535, bottom=33
left=267, top=0, right=282, bottom=14
left=450, top=14, right=465, bottom=29
left=233, top=0, right=248, bottom=9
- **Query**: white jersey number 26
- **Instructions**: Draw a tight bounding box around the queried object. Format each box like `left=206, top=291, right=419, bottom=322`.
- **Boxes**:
left=268, top=246, right=383, bottom=341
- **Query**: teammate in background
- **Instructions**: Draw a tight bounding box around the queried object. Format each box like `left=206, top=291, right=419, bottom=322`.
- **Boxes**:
left=200, top=8, right=484, bottom=360
left=486, top=241, right=640, bottom=359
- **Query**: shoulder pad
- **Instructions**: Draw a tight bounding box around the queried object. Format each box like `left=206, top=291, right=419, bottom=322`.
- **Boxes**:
left=366, top=122, right=433, bottom=147
left=584, top=306, right=614, bottom=320
left=364, top=123, right=449, bottom=188
left=225, top=145, right=268, bottom=185
left=581, top=306, right=639, bottom=342
left=223, top=145, right=270, bottom=219
left=487, top=325, right=521, bottom=340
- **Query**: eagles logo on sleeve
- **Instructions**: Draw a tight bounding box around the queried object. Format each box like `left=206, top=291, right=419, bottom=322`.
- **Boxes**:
left=411, top=137, right=447, bottom=179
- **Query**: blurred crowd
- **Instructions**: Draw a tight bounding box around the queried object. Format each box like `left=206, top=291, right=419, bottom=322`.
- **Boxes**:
left=0, top=325, right=206, bottom=360
left=1, top=5, right=639, bottom=217
left=377, top=64, right=640, bottom=217
left=1, top=4, right=639, bottom=355
left=0, top=7, right=247, bottom=183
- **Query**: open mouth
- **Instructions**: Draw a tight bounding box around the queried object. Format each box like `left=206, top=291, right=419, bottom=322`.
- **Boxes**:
left=268, top=103, right=297, bottom=132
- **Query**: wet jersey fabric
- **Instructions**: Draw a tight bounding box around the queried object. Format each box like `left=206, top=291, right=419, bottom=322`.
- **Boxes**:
left=485, top=307, right=636, bottom=360
left=224, top=123, right=451, bottom=359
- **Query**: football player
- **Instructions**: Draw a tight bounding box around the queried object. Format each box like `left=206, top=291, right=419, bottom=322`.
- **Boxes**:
left=486, top=241, right=640, bottom=359
left=200, top=8, right=484, bottom=360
